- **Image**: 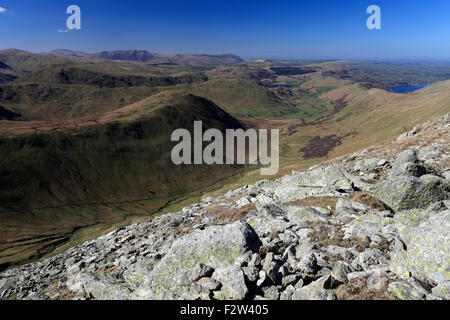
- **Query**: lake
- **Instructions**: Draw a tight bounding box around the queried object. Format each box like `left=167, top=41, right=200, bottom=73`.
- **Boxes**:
left=390, top=84, right=430, bottom=93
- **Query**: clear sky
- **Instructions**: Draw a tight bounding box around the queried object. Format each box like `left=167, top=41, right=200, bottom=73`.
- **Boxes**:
left=0, top=0, right=449, bottom=60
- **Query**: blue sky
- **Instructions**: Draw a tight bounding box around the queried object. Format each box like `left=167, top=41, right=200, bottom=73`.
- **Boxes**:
left=0, top=0, right=449, bottom=60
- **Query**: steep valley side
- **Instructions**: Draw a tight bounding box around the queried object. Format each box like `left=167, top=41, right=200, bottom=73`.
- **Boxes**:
left=0, top=93, right=246, bottom=270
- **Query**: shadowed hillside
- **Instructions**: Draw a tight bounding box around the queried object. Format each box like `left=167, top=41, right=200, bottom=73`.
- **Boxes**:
left=0, top=92, right=244, bottom=209
left=0, top=92, right=245, bottom=269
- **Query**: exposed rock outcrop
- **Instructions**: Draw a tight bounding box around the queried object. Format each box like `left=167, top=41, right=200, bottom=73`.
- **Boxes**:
left=0, top=115, right=448, bottom=300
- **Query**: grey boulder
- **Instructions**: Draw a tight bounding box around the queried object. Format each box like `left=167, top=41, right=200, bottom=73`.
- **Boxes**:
left=134, top=221, right=261, bottom=300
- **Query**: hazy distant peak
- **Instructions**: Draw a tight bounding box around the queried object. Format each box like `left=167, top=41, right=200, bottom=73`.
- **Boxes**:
left=50, top=49, right=91, bottom=58
left=89, top=50, right=244, bottom=66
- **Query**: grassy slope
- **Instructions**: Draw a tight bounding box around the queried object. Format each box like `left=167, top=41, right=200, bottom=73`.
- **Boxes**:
left=204, top=78, right=450, bottom=199
left=0, top=92, right=246, bottom=270
left=174, top=79, right=298, bottom=118
left=0, top=63, right=209, bottom=121
left=278, top=79, right=450, bottom=174
left=0, top=49, right=76, bottom=73
left=0, top=84, right=160, bottom=120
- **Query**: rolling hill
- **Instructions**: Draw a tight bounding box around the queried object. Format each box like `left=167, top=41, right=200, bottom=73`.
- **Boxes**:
left=0, top=92, right=246, bottom=270
left=50, top=49, right=91, bottom=58
left=51, top=49, right=245, bottom=66
left=0, top=49, right=245, bottom=86
left=0, top=49, right=76, bottom=73
left=82, top=50, right=244, bottom=66
left=0, top=62, right=209, bottom=121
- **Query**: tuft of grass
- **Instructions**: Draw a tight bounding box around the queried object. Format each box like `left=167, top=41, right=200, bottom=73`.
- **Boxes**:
left=348, top=192, right=386, bottom=211
left=334, top=276, right=398, bottom=300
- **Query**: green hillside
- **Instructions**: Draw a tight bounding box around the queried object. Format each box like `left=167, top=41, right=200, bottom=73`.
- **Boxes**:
left=177, top=79, right=298, bottom=118
left=0, top=92, right=246, bottom=269
left=0, top=63, right=209, bottom=121
left=0, top=49, right=76, bottom=73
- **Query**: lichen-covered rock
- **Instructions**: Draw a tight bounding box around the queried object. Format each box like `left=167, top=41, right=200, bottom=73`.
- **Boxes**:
left=135, top=221, right=261, bottom=299
left=419, top=147, right=442, bottom=161
left=390, top=209, right=450, bottom=284
left=246, top=205, right=291, bottom=237
left=66, top=273, right=86, bottom=294
left=212, top=266, right=248, bottom=300
left=374, top=175, right=449, bottom=212
left=68, top=273, right=132, bottom=300
left=427, top=200, right=450, bottom=212
left=337, top=199, right=370, bottom=213
left=443, top=171, right=450, bottom=180
left=294, top=252, right=319, bottom=274
left=261, top=285, right=280, bottom=300
left=299, top=166, right=354, bottom=191
left=394, top=150, right=420, bottom=166
left=286, top=206, right=331, bottom=224
left=335, top=198, right=372, bottom=220
left=23, top=292, right=48, bottom=300
left=343, top=213, right=396, bottom=242
left=390, top=149, right=435, bottom=178
left=325, top=246, right=356, bottom=263
left=388, top=282, right=415, bottom=300
left=431, top=281, right=450, bottom=300
left=291, top=276, right=337, bottom=300
left=0, top=276, right=19, bottom=298
left=352, top=248, right=390, bottom=271
left=258, top=166, right=354, bottom=204
left=392, top=162, right=433, bottom=178
left=331, top=261, right=353, bottom=284
left=197, top=277, right=221, bottom=291
left=123, top=258, right=158, bottom=290
left=353, top=158, right=384, bottom=172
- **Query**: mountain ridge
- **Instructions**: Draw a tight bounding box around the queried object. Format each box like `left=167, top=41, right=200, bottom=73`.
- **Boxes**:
left=0, top=114, right=448, bottom=300
left=50, top=49, right=245, bottom=66
left=0, top=92, right=247, bottom=269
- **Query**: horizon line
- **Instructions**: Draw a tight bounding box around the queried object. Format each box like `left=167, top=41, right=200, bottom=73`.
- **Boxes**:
left=1, top=48, right=450, bottom=63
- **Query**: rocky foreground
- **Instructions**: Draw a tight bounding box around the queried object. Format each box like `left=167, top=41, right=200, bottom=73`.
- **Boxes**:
left=1, top=115, right=449, bottom=300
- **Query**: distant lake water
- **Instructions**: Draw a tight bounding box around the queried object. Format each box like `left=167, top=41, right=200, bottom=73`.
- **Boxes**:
left=390, top=84, right=430, bottom=93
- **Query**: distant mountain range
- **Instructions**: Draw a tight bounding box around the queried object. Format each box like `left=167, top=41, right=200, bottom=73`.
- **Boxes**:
left=50, top=49, right=245, bottom=66
left=0, top=49, right=245, bottom=84
left=50, top=49, right=92, bottom=58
